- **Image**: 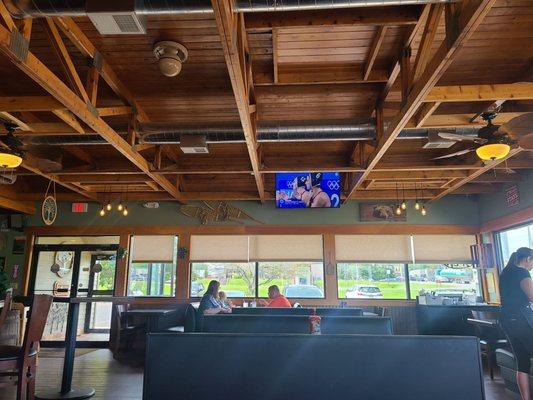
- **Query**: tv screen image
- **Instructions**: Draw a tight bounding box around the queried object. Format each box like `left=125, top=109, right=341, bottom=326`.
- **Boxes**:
left=276, top=172, right=341, bottom=208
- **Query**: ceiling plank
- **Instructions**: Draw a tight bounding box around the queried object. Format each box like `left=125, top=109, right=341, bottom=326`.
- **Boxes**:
left=244, top=6, right=420, bottom=31
left=0, top=22, right=182, bottom=201
left=431, top=148, right=523, bottom=201
left=52, top=109, right=84, bottom=134
left=414, top=102, right=441, bottom=128
left=54, top=17, right=150, bottom=123
left=0, top=195, right=35, bottom=214
left=363, top=26, right=387, bottom=81
left=346, top=0, right=498, bottom=202
left=212, top=1, right=266, bottom=202
left=425, top=83, right=533, bottom=103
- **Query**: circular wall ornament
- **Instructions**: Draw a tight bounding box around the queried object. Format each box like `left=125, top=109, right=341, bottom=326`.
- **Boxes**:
left=42, top=195, right=57, bottom=226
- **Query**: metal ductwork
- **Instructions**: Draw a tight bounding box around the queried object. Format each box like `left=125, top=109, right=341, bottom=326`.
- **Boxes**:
left=5, top=0, right=458, bottom=17
left=23, top=124, right=479, bottom=146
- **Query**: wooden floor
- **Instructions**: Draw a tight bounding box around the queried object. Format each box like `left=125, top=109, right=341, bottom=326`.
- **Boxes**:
left=0, top=349, right=513, bottom=400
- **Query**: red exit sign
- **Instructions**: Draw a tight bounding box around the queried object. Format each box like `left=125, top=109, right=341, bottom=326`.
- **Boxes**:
left=72, top=203, right=88, bottom=213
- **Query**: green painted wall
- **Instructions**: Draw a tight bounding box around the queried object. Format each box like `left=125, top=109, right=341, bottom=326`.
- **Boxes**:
left=477, top=170, right=533, bottom=224
left=0, top=231, right=28, bottom=295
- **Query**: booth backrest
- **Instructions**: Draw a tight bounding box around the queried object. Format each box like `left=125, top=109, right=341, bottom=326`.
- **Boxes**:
left=201, top=315, right=309, bottom=333
left=231, top=307, right=312, bottom=315
left=321, top=316, right=392, bottom=334
left=144, top=333, right=485, bottom=400
left=315, top=308, right=363, bottom=317
left=200, top=315, right=392, bottom=335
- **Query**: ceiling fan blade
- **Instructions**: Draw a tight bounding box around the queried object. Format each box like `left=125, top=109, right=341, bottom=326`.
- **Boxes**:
left=437, top=132, right=477, bottom=142
left=498, top=113, right=533, bottom=138
left=519, top=133, right=533, bottom=150
left=433, top=149, right=475, bottom=160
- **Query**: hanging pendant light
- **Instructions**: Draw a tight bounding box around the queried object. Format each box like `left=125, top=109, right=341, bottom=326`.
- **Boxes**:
left=400, top=182, right=407, bottom=210
left=99, top=205, right=106, bottom=217
left=122, top=206, right=129, bottom=216
left=414, top=183, right=421, bottom=210
left=117, top=202, right=124, bottom=211
left=421, top=205, right=427, bottom=216
left=395, top=182, right=402, bottom=215
left=106, top=201, right=112, bottom=211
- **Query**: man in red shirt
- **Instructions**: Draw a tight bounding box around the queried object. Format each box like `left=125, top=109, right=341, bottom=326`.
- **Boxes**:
left=260, top=285, right=291, bottom=308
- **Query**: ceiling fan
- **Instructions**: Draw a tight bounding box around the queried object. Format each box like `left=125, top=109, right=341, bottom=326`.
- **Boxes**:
left=432, top=112, right=532, bottom=161
left=0, top=122, right=63, bottom=173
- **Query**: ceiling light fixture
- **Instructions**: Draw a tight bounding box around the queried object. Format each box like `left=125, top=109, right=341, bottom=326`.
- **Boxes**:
left=99, top=206, right=106, bottom=217
left=414, top=183, right=421, bottom=211
left=0, top=150, right=22, bottom=169
left=475, top=143, right=511, bottom=161
left=153, top=41, right=188, bottom=78
left=395, top=182, right=402, bottom=215
left=400, top=183, right=407, bottom=210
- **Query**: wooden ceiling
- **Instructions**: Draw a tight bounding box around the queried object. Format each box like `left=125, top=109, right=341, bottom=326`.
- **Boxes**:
left=0, top=0, right=532, bottom=213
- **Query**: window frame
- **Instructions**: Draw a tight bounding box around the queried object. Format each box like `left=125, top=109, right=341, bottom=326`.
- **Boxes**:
left=189, top=260, right=326, bottom=299
left=493, top=222, right=533, bottom=271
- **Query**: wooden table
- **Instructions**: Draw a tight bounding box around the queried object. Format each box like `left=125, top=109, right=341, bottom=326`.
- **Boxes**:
left=124, top=308, right=175, bottom=333
left=36, top=297, right=132, bottom=400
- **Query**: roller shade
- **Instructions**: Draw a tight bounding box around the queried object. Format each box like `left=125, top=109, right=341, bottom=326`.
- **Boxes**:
left=190, top=235, right=251, bottom=262
left=335, top=235, right=412, bottom=263
left=412, top=235, right=476, bottom=263
left=131, top=235, right=176, bottom=263
left=249, top=235, right=323, bottom=261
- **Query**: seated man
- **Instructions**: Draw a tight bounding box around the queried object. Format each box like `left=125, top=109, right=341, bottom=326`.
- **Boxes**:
left=259, top=285, right=292, bottom=308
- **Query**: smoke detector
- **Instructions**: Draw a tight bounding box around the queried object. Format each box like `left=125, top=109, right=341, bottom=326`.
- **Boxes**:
left=153, top=41, right=188, bottom=77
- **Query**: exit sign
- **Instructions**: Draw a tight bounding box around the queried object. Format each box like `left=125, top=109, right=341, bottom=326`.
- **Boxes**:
left=72, top=203, right=88, bottom=213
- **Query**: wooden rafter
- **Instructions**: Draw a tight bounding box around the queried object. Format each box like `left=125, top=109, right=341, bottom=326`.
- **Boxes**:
left=412, top=3, right=444, bottom=84
left=414, top=102, right=441, bottom=128
left=212, top=0, right=266, bottom=202
left=363, top=26, right=387, bottom=81
left=0, top=21, right=182, bottom=201
left=52, top=109, right=84, bottom=134
left=345, top=0, right=498, bottom=202
left=0, top=195, right=35, bottom=214
left=425, top=83, right=533, bottom=102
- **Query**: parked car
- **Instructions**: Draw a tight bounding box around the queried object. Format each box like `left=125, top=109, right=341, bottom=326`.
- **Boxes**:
left=223, top=290, right=246, bottom=297
left=283, top=285, right=324, bottom=298
left=379, top=276, right=404, bottom=282
left=345, top=285, right=384, bottom=299
left=190, top=281, right=205, bottom=297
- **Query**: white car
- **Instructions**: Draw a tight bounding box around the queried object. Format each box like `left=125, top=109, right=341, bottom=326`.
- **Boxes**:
left=345, top=285, right=384, bottom=299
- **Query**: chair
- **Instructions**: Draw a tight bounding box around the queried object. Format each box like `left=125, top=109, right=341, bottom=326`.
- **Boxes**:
left=0, top=294, right=53, bottom=400
left=469, top=310, right=508, bottom=380
left=113, top=304, right=142, bottom=355
left=0, top=290, right=13, bottom=330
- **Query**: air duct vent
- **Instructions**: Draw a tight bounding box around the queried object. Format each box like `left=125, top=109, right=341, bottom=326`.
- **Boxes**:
left=86, top=0, right=146, bottom=35
left=423, top=130, right=456, bottom=149
left=180, top=134, right=209, bottom=154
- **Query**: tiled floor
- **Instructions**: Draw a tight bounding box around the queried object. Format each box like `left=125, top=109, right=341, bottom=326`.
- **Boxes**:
left=0, top=349, right=515, bottom=400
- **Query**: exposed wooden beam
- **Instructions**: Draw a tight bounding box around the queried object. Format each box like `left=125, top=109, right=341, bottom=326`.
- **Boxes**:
left=86, top=66, right=99, bottom=106
left=414, top=102, right=441, bottom=128
left=412, top=3, right=444, bottom=84
left=0, top=22, right=182, bottom=201
left=0, top=96, right=63, bottom=112
left=346, top=0, right=498, bottom=202
left=97, top=106, right=132, bottom=117
left=425, top=83, right=533, bottom=103
left=54, top=17, right=150, bottom=123
left=244, top=6, right=420, bottom=31
left=212, top=1, right=265, bottom=202
left=0, top=111, right=32, bottom=131
left=0, top=194, right=35, bottom=214
left=52, top=109, right=84, bottom=134
left=363, top=26, right=387, bottom=81
left=0, top=0, right=15, bottom=31
left=409, top=111, right=524, bottom=129
left=41, top=18, right=89, bottom=103
left=431, top=148, right=523, bottom=201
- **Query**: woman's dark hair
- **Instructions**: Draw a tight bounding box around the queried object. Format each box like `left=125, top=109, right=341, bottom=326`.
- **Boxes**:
left=506, top=247, right=533, bottom=268
left=205, top=280, right=220, bottom=298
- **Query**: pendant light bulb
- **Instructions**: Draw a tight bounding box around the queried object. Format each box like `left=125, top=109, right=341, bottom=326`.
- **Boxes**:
left=117, top=203, right=124, bottom=211
left=414, top=201, right=421, bottom=211
left=421, top=205, right=427, bottom=216
left=401, top=201, right=407, bottom=210
left=99, top=206, right=106, bottom=217
left=106, top=202, right=112, bottom=211
left=395, top=205, right=402, bottom=216
left=122, top=206, right=129, bottom=216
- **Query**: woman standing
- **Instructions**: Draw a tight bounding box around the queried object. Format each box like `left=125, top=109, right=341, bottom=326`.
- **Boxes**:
left=499, top=247, right=533, bottom=400
left=198, top=280, right=231, bottom=315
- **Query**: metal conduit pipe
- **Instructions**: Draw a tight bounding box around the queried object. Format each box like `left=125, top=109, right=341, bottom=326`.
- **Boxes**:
left=5, top=0, right=458, bottom=17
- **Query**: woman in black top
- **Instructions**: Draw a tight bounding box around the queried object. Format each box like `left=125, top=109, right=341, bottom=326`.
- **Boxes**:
left=499, top=247, right=533, bottom=400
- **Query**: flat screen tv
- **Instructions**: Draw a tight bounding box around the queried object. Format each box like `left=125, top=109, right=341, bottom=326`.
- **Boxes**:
left=276, top=172, right=341, bottom=208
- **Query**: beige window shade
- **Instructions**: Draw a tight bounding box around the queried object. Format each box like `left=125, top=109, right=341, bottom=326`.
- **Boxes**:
left=412, top=235, right=476, bottom=263
left=249, top=235, right=323, bottom=261
left=335, top=235, right=412, bottom=262
left=190, top=235, right=251, bottom=262
left=131, top=235, right=176, bottom=263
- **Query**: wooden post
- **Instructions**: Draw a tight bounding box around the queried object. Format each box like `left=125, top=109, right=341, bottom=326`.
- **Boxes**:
left=323, top=234, right=338, bottom=305
left=176, top=233, right=191, bottom=299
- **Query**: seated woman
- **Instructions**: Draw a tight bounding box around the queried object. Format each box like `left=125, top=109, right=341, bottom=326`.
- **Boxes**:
left=199, top=280, right=231, bottom=315
left=218, top=291, right=234, bottom=309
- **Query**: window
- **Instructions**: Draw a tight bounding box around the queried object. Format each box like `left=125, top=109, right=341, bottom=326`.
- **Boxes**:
left=408, top=263, right=481, bottom=298
left=190, top=261, right=326, bottom=298
left=496, top=223, right=533, bottom=267
left=337, top=263, right=407, bottom=299
left=258, top=262, right=324, bottom=298
left=190, top=262, right=256, bottom=297
left=127, top=235, right=178, bottom=297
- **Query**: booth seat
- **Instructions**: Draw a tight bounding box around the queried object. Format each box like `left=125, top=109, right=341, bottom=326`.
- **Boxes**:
left=199, top=314, right=392, bottom=335
left=315, top=308, right=363, bottom=317
left=144, top=333, right=485, bottom=400
left=230, top=307, right=363, bottom=317
left=495, top=348, right=533, bottom=398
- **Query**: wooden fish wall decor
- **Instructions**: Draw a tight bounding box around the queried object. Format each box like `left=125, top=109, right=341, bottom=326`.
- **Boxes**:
left=180, top=201, right=263, bottom=225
